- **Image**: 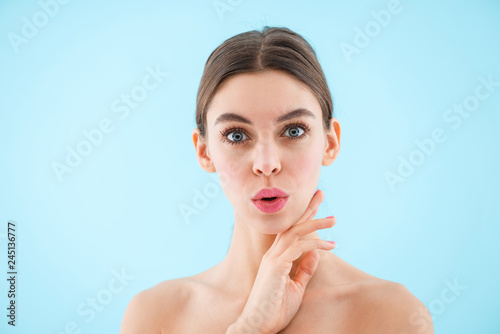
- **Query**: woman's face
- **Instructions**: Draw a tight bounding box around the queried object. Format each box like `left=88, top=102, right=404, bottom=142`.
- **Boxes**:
left=193, top=70, right=340, bottom=234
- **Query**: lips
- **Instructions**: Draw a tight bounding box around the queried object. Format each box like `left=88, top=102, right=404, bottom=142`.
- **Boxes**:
left=251, top=187, right=289, bottom=213
left=251, top=187, right=289, bottom=200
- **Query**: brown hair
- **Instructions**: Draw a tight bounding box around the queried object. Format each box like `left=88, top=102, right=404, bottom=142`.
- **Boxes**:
left=195, top=26, right=333, bottom=139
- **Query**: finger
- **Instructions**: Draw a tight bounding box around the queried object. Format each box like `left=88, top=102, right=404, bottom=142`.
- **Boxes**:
left=292, top=250, right=320, bottom=291
left=280, top=238, right=335, bottom=264
left=296, top=189, right=324, bottom=225
left=294, top=216, right=336, bottom=238
left=305, top=208, right=318, bottom=224
left=270, top=190, right=322, bottom=251
left=273, top=217, right=335, bottom=256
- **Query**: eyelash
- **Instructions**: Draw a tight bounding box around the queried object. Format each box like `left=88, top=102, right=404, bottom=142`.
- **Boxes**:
left=219, top=121, right=311, bottom=146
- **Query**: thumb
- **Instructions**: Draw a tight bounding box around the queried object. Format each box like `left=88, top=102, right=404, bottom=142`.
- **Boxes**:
left=292, top=250, right=320, bottom=291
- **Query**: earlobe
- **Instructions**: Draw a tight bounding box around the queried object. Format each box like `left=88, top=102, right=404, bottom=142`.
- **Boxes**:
left=192, top=128, right=216, bottom=173
left=322, top=118, right=341, bottom=166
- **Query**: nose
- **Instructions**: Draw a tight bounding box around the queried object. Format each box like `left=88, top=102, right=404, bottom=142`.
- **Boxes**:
left=252, top=141, right=281, bottom=176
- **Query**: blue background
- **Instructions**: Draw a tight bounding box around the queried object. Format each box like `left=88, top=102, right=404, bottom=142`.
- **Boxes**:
left=1, top=0, right=499, bottom=333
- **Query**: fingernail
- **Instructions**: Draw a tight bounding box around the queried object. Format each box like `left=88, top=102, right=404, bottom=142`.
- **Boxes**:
left=326, top=215, right=334, bottom=219
left=327, top=241, right=336, bottom=244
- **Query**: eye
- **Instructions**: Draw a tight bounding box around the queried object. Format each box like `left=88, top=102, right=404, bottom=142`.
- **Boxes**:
left=282, top=121, right=310, bottom=141
left=283, top=126, right=305, bottom=138
left=219, top=121, right=311, bottom=146
left=227, top=131, right=248, bottom=143
left=220, top=127, right=249, bottom=145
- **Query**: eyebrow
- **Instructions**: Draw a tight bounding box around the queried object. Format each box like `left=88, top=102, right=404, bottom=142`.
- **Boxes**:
left=214, top=108, right=316, bottom=126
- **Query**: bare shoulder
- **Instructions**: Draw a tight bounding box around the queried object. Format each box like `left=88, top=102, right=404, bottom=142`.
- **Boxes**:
left=119, top=278, right=191, bottom=334
left=351, top=278, right=434, bottom=334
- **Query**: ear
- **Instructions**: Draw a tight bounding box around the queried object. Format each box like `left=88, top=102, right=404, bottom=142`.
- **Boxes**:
left=192, top=128, right=216, bottom=173
left=322, top=117, right=341, bottom=166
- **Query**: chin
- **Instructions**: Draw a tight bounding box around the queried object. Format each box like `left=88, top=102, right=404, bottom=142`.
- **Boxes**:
left=247, top=214, right=296, bottom=235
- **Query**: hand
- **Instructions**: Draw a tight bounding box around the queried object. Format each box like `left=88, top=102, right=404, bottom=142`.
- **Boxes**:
left=229, top=189, right=336, bottom=334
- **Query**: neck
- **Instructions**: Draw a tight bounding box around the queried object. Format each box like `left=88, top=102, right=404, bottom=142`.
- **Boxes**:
left=217, top=211, right=332, bottom=298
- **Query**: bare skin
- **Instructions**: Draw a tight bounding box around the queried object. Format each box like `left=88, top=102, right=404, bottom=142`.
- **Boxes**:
left=120, top=250, right=434, bottom=333
left=120, top=70, right=434, bottom=333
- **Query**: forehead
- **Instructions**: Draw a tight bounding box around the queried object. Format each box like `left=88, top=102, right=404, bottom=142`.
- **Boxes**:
left=207, top=70, right=321, bottom=125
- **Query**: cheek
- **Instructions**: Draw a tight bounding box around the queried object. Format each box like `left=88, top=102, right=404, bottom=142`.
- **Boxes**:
left=216, top=157, right=243, bottom=179
left=288, top=145, right=323, bottom=178
left=211, top=152, right=247, bottom=195
left=208, top=139, right=241, bottom=177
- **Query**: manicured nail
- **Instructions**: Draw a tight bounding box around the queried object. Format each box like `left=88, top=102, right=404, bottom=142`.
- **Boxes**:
left=327, top=241, right=336, bottom=244
left=326, top=215, right=334, bottom=219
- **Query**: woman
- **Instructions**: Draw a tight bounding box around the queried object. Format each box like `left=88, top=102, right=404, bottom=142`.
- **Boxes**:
left=120, top=26, right=433, bottom=334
